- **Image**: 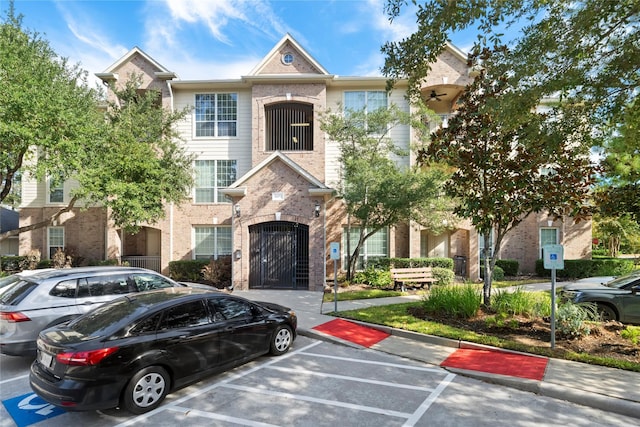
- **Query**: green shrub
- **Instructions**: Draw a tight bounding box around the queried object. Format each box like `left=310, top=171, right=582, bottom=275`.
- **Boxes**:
left=492, top=288, right=551, bottom=317
left=432, top=267, right=455, bottom=286
left=495, top=259, right=519, bottom=276
left=535, top=258, right=634, bottom=278
left=375, top=257, right=454, bottom=270
left=422, top=284, right=481, bottom=318
left=169, top=259, right=209, bottom=282
left=621, top=326, right=640, bottom=345
left=352, top=267, right=392, bottom=288
left=480, top=265, right=504, bottom=280
left=556, top=301, right=599, bottom=338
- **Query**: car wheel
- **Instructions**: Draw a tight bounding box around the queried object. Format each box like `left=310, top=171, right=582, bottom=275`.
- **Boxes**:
left=122, top=366, right=170, bottom=414
left=598, top=304, right=618, bottom=322
left=270, top=325, right=293, bottom=356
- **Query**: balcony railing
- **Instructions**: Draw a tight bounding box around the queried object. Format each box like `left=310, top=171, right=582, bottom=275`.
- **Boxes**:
left=121, top=256, right=161, bottom=273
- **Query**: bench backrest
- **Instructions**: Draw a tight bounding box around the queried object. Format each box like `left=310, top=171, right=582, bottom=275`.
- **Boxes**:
left=390, top=267, right=433, bottom=278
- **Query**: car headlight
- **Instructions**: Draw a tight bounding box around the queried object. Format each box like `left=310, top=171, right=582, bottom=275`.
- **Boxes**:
left=560, top=290, right=582, bottom=301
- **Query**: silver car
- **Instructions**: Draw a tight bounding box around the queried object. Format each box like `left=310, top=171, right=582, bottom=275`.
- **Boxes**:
left=0, top=266, right=191, bottom=356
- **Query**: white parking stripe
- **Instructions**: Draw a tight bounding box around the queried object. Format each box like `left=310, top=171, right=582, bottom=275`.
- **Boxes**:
left=300, top=351, right=446, bottom=373
left=0, top=374, right=29, bottom=385
left=168, top=406, right=281, bottom=427
left=114, top=341, right=322, bottom=427
left=265, top=365, right=435, bottom=392
left=403, top=373, right=456, bottom=427
left=114, top=339, right=456, bottom=427
left=223, top=383, right=413, bottom=419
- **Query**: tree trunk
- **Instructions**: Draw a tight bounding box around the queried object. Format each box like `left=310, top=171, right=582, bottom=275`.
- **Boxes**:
left=482, top=233, right=492, bottom=307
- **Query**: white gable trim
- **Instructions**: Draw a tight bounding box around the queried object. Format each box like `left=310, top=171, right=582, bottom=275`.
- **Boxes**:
left=248, top=33, right=330, bottom=76
left=228, top=151, right=331, bottom=191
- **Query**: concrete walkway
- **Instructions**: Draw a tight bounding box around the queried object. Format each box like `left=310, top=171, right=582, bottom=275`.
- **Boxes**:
left=234, top=288, right=640, bottom=420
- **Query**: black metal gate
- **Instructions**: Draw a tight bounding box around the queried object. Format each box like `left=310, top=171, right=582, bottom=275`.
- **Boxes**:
left=249, top=221, right=309, bottom=289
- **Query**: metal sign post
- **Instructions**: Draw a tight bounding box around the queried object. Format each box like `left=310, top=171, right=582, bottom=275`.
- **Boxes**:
left=330, top=242, right=340, bottom=313
left=543, top=244, right=564, bottom=349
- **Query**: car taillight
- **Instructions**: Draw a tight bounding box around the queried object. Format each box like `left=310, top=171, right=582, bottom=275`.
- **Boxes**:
left=0, top=311, right=31, bottom=322
left=56, top=347, right=119, bottom=366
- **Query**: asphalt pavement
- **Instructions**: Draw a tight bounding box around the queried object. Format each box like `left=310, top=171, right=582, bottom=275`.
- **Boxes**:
left=234, top=283, right=640, bottom=421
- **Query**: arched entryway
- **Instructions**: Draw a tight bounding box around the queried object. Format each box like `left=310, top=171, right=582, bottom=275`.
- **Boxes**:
left=249, top=221, right=309, bottom=289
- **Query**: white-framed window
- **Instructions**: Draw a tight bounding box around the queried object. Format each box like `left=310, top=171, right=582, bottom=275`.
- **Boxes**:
left=48, top=178, right=64, bottom=203
left=195, top=93, right=237, bottom=137
left=540, top=227, right=559, bottom=258
left=194, top=226, right=232, bottom=260
left=47, top=226, right=64, bottom=259
left=344, top=91, right=388, bottom=133
left=194, top=160, right=237, bottom=203
left=342, top=227, right=389, bottom=270
left=478, top=230, right=494, bottom=260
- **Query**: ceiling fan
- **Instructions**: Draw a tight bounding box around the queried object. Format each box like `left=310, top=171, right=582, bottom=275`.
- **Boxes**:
left=428, top=90, right=447, bottom=101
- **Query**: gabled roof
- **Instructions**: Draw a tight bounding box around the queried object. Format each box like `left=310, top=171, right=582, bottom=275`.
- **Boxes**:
left=222, top=151, right=333, bottom=197
left=247, top=33, right=330, bottom=77
left=95, top=47, right=177, bottom=82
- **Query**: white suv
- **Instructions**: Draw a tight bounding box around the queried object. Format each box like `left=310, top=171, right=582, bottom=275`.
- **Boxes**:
left=0, top=266, right=191, bottom=356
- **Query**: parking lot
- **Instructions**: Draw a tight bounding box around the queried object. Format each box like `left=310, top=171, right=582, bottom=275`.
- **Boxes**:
left=3, top=335, right=640, bottom=427
left=1, top=336, right=456, bottom=427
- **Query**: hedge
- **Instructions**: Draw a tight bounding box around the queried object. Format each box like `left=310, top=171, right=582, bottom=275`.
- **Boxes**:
left=373, top=257, right=454, bottom=270
left=535, top=258, right=635, bottom=279
left=168, top=259, right=210, bottom=282
left=495, top=259, right=519, bottom=276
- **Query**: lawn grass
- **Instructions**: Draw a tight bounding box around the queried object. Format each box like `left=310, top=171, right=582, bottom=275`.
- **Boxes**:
left=322, top=288, right=405, bottom=302
left=331, top=301, right=640, bottom=373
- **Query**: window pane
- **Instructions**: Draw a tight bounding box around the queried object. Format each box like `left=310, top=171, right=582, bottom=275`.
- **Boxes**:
left=541, top=229, right=558, bottom=246
left=216, top=160, right=236, bottom=202
left=367, top=91, right=387, bottom=112
left=195, top=227, right=215, bottom=258
left=195, top=160, right=215, bottom=203
left=217, top=227, right=232, bottom=255
left=344, top=91, right=365, bottom=115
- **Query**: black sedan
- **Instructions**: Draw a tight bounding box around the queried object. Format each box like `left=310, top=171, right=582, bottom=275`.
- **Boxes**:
left=29, top=287, right=296, bottom=414
left=560, top=271, right=640, bottom=324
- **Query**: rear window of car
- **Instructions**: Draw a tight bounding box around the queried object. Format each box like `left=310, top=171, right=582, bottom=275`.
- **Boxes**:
left=0, top=277, right=38, bottom=305
left=131, top=273, right=178, bottom=292
left=69, top=297, right=143, bottom=337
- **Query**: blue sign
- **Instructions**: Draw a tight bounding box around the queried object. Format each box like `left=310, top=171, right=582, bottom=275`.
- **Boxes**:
left=2, top=393, right=65, bottom=427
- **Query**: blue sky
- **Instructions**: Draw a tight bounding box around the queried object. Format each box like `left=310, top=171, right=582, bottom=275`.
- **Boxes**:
left=7, top=0, right=482, bottom=85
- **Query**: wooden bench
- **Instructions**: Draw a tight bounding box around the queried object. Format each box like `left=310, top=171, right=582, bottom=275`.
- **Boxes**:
left=390, top=267, right=437, bottom=291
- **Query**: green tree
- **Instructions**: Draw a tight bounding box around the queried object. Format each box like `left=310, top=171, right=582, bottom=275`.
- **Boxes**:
left=382, top=0, right=639, bottom=127
left=419, top=47, right=594, bottom=306
left=597, top=98, right=640, bottom=222
left=0, top=4, right=194, bottom=240
left=321, top=103, right=453, bottom=281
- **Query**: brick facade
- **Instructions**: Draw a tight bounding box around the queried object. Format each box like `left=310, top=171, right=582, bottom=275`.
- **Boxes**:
left=17, top=35, right=592, bottom=287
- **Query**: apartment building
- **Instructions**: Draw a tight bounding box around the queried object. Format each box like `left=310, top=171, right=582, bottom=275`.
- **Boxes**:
left=18, top=34, right=592, bottom=290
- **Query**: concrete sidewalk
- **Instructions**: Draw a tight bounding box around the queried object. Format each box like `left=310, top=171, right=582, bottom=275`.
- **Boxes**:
left=235, top=289, right=640, bottom=420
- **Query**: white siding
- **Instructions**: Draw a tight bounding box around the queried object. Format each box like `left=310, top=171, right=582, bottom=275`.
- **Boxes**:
left=323, top=86, right=412, bottom=186
left=173, top=88, right=253, bottom=177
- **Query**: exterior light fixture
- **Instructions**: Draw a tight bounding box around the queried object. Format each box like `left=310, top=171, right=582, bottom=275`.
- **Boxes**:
left=234, top=204, right=241, bottom=217
left=314, top=201, right=320, bottom=218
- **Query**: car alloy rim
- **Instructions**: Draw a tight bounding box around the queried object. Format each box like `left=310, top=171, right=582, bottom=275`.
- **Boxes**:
left=274, top=328, right=291, bottom=351
left=132, top=372, right=166, bottom=407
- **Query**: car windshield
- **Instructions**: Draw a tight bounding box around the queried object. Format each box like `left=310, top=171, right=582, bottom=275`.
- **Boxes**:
left=0, top=277, right=38, bottom=305
left=605, top=271, right=640, bottom=289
